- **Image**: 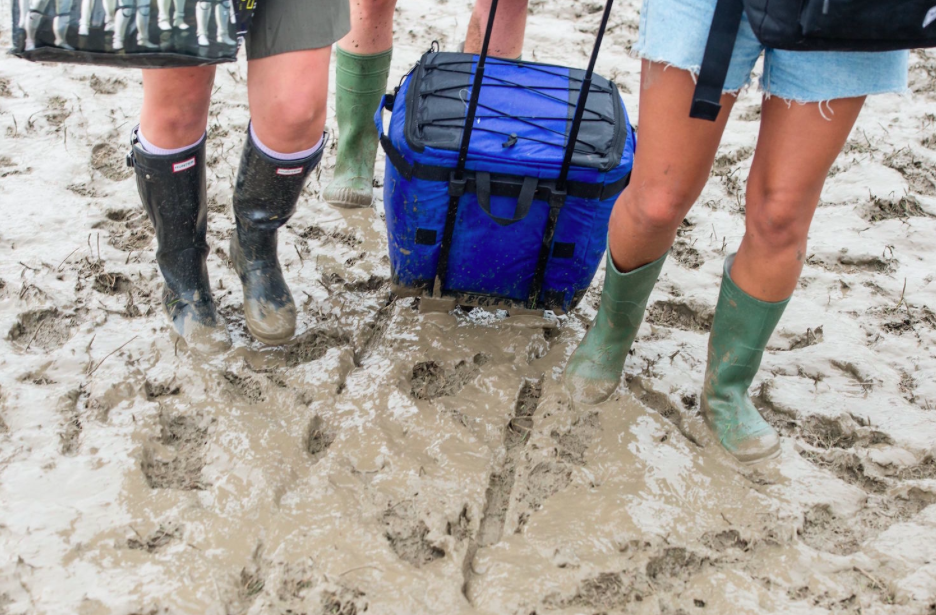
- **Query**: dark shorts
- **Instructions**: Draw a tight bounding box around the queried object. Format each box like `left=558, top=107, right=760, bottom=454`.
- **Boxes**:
left=245, top=0, right=351, bottom=61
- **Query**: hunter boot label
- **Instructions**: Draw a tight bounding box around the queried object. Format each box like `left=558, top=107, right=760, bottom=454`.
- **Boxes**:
left=173, top=157, right=197, bottom=173
left=276, top=167, right=304, bottom=176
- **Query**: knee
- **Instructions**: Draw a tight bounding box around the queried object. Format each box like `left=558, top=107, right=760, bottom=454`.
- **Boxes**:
left=744, top=184, right=811, bottom=252
left=142, top=93, right=210, bottom=145
left=619, top=183, right=695, bottom=235
left=254, top=95, right=327, bottom=150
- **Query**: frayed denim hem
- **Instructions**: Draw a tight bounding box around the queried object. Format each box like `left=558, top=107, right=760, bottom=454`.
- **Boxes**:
left=629, top=45, right=750, bottom=96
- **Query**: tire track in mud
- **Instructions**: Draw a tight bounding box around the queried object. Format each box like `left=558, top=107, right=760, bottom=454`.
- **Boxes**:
left=461, top=376, right=543, bottom=602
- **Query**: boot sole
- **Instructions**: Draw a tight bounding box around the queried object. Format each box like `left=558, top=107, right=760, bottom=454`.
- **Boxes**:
left=324, top=186, right=373, bottom=209
left=737, top=443, right=782, bottom=465
left=245, top=320, right=294, bottom=346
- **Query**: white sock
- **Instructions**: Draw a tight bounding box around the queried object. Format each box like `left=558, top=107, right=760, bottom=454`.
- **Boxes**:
left=249, top=123, right=324, bottom=161
left=137, top=128, right=205, bottom=156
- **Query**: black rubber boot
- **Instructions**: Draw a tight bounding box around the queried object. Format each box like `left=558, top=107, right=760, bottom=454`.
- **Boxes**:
left=128, top=128, right=230, bottom=354
left=230, top=130, right=324, bottom=346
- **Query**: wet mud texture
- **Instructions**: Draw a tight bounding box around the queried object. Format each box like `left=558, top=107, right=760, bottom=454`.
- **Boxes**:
left=2, top=1, right=936, bottom=613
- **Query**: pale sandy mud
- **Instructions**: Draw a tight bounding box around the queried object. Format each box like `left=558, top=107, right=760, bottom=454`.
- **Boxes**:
left=1, top=0, right=936, bottom=613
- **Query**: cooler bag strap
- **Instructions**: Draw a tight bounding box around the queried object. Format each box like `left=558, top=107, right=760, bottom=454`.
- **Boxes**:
left=433, top=0, right=501, bottom=298
left=690, top=0, right=745, bottom=121
left=525, top=0, right=616, bottom=309
left=476, top=173, right=539, bottom=226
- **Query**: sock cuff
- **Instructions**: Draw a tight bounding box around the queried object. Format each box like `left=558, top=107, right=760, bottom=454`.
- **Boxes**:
left=137, top=128, right=205, bottom=156
left=249, top=123, right=324, bottom=161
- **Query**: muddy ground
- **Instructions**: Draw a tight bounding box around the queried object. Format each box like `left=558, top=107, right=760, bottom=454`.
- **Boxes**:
left=1, top=0, right=936, bottom=613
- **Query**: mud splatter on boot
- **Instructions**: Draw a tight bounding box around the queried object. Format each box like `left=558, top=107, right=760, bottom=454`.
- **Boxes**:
left=701, top=254, right=788, bottom=463
left=128, top=128, right=230, bottom=354
left=231, top=128, right=323, bottom=346
left=564, top=248, right=667, bottom=404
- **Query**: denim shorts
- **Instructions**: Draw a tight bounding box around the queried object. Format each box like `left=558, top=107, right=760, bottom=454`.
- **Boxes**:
left=634, top=0, right=909, bottom=102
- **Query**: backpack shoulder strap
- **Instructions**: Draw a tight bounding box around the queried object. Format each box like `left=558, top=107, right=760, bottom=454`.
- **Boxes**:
left=690, top=0, right=745, bottom=121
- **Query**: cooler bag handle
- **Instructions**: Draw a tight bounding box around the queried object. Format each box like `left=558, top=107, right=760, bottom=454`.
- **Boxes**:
left=476, top=173, right=539, bottom=226
left=433, top=0, right=617, bottom=307
left=690, top=0, right=745, bottom=121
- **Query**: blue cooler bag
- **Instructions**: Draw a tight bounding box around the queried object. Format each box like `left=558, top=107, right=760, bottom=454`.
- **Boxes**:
left=376, top=1, right=633, bottom=314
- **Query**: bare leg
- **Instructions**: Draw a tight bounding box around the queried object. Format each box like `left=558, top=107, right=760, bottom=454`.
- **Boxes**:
left=564, top=61, right=736, bottom=404
left=140, top=66, right=215, bottom=147
left=463, top=0, right=528, bottom=58
left=608, top=60, right=736, bottom=271
left=337, top=0, right=396, bottom=54
left=732, top=96, right=865, bottom=301
left=247, top=47, right=331, bottom=152
left=134, top=67, right=229, bottom=353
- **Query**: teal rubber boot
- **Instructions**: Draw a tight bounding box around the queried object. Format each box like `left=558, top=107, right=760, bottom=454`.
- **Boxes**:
left=323, top=47, right=393, bottom=209
left=564, top=249, right=667, bottom=404
left=702, top=255, right=788, bottom=463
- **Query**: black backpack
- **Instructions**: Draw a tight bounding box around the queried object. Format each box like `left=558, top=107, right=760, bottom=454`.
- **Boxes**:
left=691, top=0, right=936, bottom=120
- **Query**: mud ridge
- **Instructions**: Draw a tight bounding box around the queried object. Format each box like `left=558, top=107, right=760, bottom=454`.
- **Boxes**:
left=226, top=542, right=267, bottom=615
left=884, top=148, right=936, bottom=196
left=646, top=299, right=714, bottom=333
left=462, top=377, right=544, bottom=601
left=353, top=296, right=396, bottom=366
left=57, top=390, right=83, bottom=456
left=410, top=353, right=490, bottom=401
left=304, top=415, right=335, bottom=464
left=627, top=376, right=703, bottom=448
left=864, top=193, right=932, bottom=222
left=93, top=209, right=153, bottom=252
left=283, top=328, right=350, bottom=368
left=127, top=523, right=183, bottom=553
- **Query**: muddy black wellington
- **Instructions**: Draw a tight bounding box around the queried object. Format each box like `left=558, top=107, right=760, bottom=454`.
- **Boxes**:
left=231, top=130, right=324, bottom=346
left=128, top=128, right=230, bottom=354
left=701, top=254, right=789, bottom=464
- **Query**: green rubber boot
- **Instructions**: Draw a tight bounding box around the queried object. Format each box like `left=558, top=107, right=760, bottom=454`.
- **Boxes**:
left=323, top=47, right=393, bottom=209
left=564, top=248, right=668, bottom=404
left=702, top=254, right=788, bottom=463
